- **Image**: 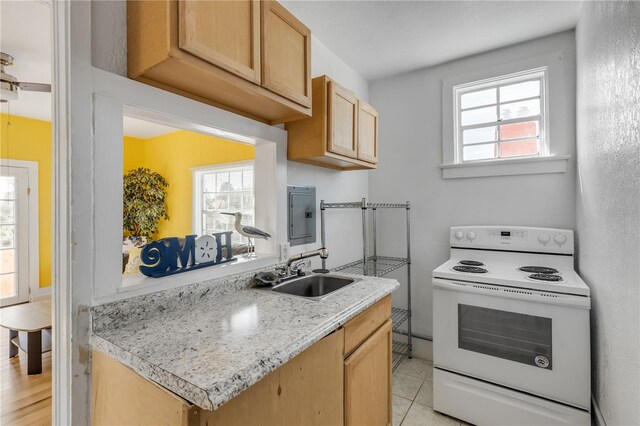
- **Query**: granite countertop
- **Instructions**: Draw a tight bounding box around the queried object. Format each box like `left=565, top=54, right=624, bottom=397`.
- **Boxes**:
left=90, top=268, right=399, bottom=411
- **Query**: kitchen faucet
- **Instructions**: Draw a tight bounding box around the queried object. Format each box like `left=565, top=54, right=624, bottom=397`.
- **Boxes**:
left=277, top=247, right=329, bottom=277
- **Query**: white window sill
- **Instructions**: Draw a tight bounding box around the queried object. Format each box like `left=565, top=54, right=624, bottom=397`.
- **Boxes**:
left=94, top=253, right=280, bottom=305
left=440, top=155, right=570, bottom=179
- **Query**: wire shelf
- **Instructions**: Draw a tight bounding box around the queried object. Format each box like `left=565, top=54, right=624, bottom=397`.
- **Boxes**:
left=321, top=202, right=364, bottom=209
left=332, top=256, right=408, bottom=278
left=392, top=341, right=409, bottom=371
left=321, top=201, right=409, bottom=209
left=391, top=307, right=409, bottom=331
left=368, top=202, right=409, bottom=209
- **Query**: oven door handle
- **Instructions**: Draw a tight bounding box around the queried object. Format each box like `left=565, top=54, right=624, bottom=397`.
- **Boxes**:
left=432, top=278, right=590, bottom=309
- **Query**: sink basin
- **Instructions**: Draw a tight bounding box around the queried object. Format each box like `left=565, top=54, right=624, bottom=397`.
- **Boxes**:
left=268, top=274, right=359, bottom=301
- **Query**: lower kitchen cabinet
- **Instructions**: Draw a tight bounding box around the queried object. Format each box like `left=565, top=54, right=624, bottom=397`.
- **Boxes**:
left=344, top=320, right=392, bottom=426
left=201, top=328, right=344, bottom=425
left=91, top=297, right=392, bottom=425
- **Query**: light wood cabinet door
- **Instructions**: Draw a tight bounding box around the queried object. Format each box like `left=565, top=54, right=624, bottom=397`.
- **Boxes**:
left=179, top=0, right=261, bottom=84
left=344, top=320, right=392, bottom=426
left=328, top=80, right=359, bottom=159
left=357, top=100, right=379, bottom=164
left=201, top=329, right=344, bottom=425
left=261, top=0, right=312, bottom=108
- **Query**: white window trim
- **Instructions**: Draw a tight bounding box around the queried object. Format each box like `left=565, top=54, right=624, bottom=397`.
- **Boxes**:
left=0, top=158, right=40, bottom=305
left=92, top=68, right=288, bottom=304
left=442, top=51, right=570, bottom=179
left=192, top=160, right=255, bottom=238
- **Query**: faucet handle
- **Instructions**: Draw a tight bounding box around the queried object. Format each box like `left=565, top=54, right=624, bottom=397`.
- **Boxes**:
left=274, top=265, right=288, bottom=277
left=290, top=260, right=306, bottom=275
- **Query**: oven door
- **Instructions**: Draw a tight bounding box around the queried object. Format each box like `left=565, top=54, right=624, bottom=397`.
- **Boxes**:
left=433, top=278, right=591, bottom=410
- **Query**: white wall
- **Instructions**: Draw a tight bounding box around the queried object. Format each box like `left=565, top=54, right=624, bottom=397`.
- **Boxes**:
left=90, top=2, right=371, bottom=269
left=575, top=2, right=640, bottom=424
left=368, top=31, right=577, bottom=339
left=288, top=35, right=370, bottom=267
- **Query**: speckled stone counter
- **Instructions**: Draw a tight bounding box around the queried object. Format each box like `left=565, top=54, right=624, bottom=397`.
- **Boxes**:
left=90, top=267, right=399, bottom=411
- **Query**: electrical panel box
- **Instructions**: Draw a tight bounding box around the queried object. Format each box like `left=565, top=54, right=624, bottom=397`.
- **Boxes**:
left=288, top=185, right=316, bottom=246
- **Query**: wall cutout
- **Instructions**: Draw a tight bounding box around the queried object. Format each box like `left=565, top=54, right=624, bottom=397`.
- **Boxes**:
left=122, top=116, right=255, bottom=283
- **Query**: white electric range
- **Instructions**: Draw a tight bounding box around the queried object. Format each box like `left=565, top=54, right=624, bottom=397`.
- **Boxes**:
left=432, top=226, right=591, bottom=425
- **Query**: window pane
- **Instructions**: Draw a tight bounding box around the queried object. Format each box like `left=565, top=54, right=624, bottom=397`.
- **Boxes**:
left=463, top=126, right=497, bottom=145
left=461, top=106, right=497, bottom=126
left=0, top=273, right=16, bottom=298
left=500, top=121, right=539, bottom=141
left=461, top=88, right=496, bottom=110
left=500, top=80, right=540, bottom=103
left=0, top=201, right=15, bottom=224
left=0, top=248, right=16, bottom=274
left=501, top=140, right=539, bottom=158
left=242, top=170, right=253, bottom=190
left=0, top=225, right=15, bottom=249
left=217, top=173, right=231, bottom=192
left=229, top=171, right=242, bottom=191
left=500, top=99, right=540, bottom=120
left=463, top=144, right=497, bottom=161
left=229, top=192, right=242, bottom=211
left=0, top=176, right=16, bottom=199
left=242, top=192, right=254, bottom=210
left=202, top=173, right=216, bottom=192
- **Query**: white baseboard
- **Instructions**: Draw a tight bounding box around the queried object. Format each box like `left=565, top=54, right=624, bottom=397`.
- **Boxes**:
left=591, top=394, right=606, bottom=426
left=393, top=332, right=433, bottom=362
left=31, top=285, right=52, bottom=301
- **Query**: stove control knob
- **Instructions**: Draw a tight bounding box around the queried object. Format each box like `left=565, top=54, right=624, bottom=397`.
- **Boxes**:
left=454, top=231, right=464, bottom=241
left=467, top=231, right=477, bottom=241
left=554, top=234, right=567, bottom=246
left=538, top=234, right=551, bottom=245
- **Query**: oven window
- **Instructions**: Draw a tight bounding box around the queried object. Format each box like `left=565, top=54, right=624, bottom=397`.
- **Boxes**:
left=458, top=304, right=552, bottom=369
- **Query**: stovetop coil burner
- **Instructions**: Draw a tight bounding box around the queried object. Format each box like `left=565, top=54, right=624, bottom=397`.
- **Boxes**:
left=528, top=274, right=563, bottom=282
left=453, top=265, right=488, bottom=274
left=519, top=266, right=559, bottom=274
left=459, top=260, right=484, bottom=266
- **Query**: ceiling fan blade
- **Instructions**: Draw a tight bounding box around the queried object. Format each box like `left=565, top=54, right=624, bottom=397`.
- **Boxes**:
left=16, top=82, right=51, bottom=93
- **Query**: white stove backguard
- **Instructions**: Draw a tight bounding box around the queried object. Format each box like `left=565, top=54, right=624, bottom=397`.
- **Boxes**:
left=450, top=226, right=574, bottom=255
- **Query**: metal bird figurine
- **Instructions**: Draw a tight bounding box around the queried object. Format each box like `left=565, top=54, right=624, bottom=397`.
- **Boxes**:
left=221, top=212, right=271, bottom=258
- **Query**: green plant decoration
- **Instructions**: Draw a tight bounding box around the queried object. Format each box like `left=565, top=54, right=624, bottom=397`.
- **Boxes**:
left=123, top=168, right=169, bottom=238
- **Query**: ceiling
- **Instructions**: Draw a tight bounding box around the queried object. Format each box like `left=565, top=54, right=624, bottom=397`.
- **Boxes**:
left=2, top=1, right=581, bottom=132
left=0, top=0, right=51, bottom=121
left=0, top=1, right=176, bottom=138
left=282, top=0, right=582, bottom=81
left=123, top=117, right=180, bottom=139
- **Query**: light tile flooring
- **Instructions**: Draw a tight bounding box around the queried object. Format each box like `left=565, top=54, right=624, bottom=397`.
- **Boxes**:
left=393, top=357, right=466, bottom=426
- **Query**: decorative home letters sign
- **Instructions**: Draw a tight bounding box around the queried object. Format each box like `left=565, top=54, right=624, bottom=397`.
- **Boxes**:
left=139, top=231, right=236, bottom=278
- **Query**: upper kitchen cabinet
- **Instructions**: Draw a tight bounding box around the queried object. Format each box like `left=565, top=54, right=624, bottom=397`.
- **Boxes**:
left=127, top=0, right=311, bottom=125
left=286, top=76, right=379, bottom=171
left=261, top=1, right=312, bottom=107
left=357, top=100, right=379, bottom=164
left=178, top=0, right=261, bottom=84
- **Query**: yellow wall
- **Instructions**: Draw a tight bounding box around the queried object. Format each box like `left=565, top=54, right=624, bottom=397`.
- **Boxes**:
left=0, top=114, right=51, bottom=288
left=123, top=130, right=255, bottom=239
left=0, top=116, right=252, bottom=287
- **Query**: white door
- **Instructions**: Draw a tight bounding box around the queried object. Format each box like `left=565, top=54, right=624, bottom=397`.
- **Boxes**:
left=0, top=165, right=31, bottom=306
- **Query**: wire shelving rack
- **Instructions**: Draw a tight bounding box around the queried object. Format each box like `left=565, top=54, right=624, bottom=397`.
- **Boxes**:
left=320, top=198, right=412, bottom=371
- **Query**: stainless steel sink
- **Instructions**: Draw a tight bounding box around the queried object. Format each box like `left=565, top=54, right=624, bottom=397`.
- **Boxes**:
left=266, top=274, right=359, bottom=301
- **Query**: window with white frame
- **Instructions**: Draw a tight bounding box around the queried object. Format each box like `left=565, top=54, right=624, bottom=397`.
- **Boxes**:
left=193, top=162, right=254, bottom=244
left=454, top=68, right=547, bottom=163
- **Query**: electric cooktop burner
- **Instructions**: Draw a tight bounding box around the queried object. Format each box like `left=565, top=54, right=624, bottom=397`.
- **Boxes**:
left=528, top=274, right=563, bottom=282
left=518, top=266, right=559, bottom=274
left=453, top=265, right=488, bottom=274
left=459, top=260, right=484, bottom=266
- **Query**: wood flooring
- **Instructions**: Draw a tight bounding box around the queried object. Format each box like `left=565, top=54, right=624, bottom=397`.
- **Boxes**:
left=0, top=327, right=51, bottom=425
